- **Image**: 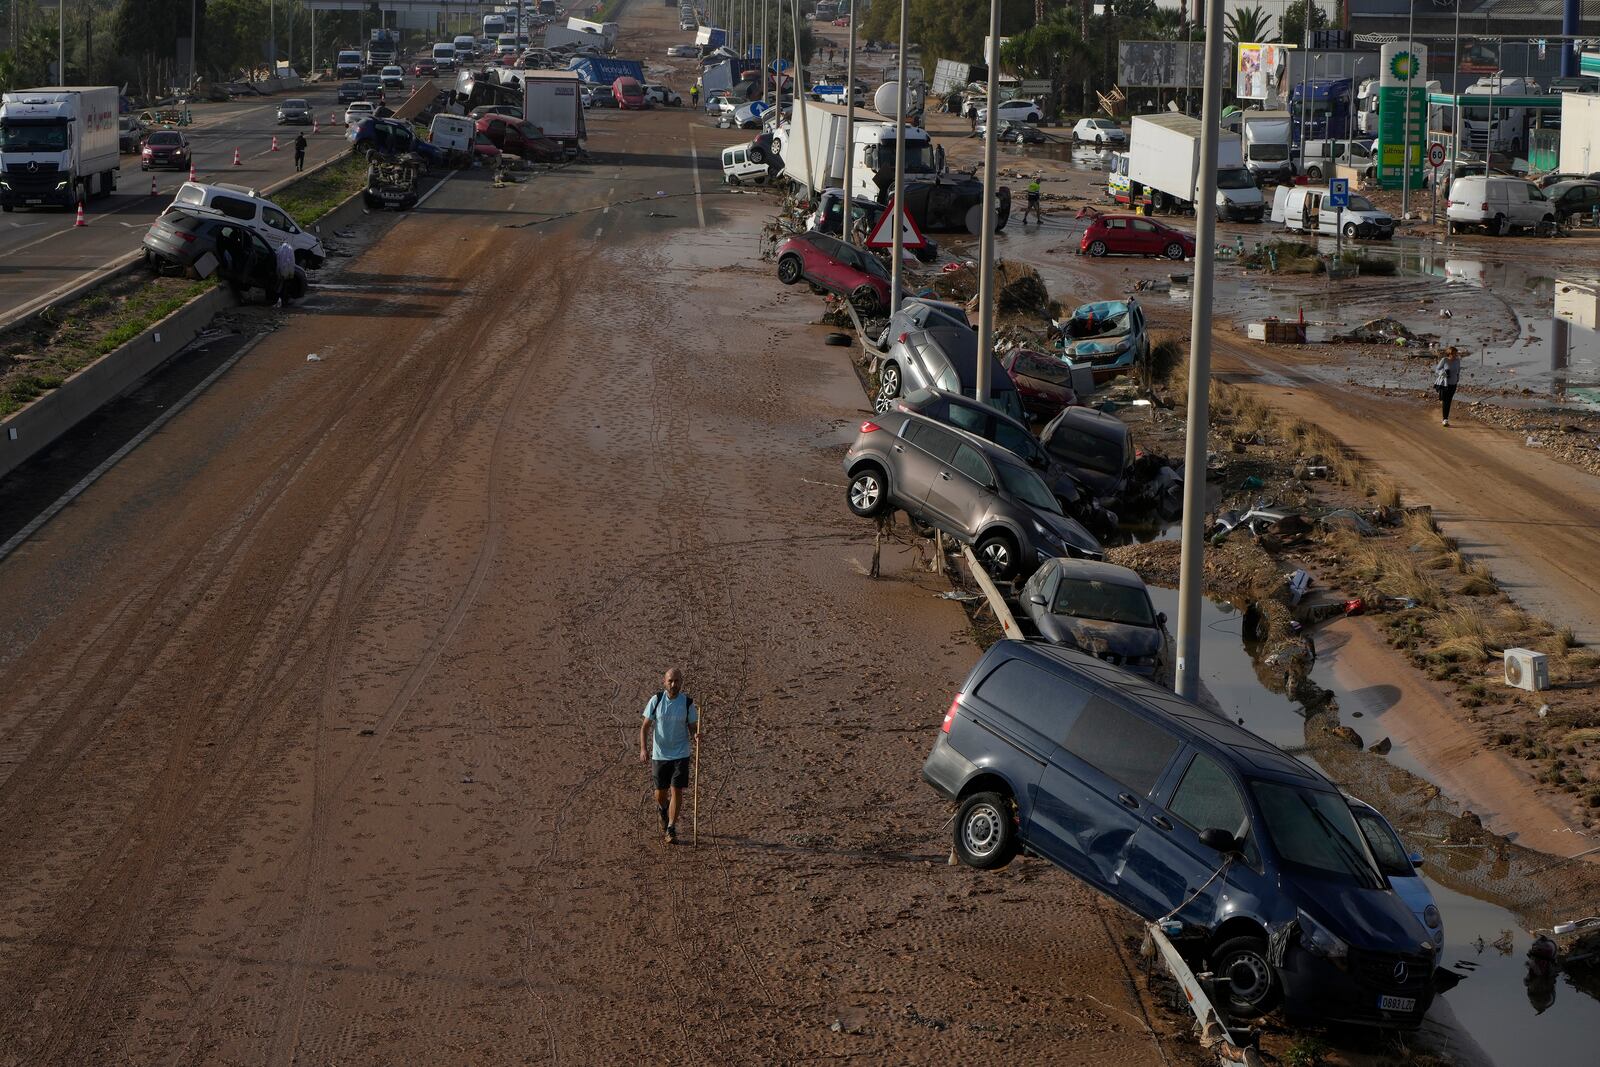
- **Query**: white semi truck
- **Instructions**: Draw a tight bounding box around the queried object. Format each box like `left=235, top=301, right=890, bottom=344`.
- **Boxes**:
left=780, top=100, right=936, bottom=202
left=1461, top=76, right=1538, bottom=154
left=1123, top=113, right=1263, bottom=222
left=0, top=86, right=119, bottom=210
left=522, top=70, right=585, bottom=150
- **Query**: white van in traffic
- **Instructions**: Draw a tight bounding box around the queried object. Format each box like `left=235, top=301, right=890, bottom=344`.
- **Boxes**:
left=167, top=182, right=327, bottom=267
left=453, top=34, right=479, bottom=59
left=431, top=42, right=457, bottom=71
left=1445, top=175, right=1554, bottom=235
left=1272, top=184, right=1394, bottom=240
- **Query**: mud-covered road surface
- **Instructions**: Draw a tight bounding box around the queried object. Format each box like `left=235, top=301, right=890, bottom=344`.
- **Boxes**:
left=0, top=15, right=1185, bottom=1064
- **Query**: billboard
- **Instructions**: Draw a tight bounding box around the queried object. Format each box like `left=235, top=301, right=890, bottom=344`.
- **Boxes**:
left=1376, top=43, right=1428, bottom=190
left=1236, top=42, right=1289, bottom=106
left=1118, top=41, right=1207, bottom=89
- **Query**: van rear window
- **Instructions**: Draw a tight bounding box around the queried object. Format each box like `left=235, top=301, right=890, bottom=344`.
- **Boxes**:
left=973, top=659, right=1091, bottom=737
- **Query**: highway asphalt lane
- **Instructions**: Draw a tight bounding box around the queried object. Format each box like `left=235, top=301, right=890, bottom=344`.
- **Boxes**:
left=0, top=82, right=401, bottom=321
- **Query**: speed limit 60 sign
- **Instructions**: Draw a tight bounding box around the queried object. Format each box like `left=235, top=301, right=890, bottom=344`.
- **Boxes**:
left=1428, top=142, right=1446, bottom=169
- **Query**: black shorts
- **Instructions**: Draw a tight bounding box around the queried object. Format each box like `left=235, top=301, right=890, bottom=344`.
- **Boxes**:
left=653, top=757, right=691, bottom=790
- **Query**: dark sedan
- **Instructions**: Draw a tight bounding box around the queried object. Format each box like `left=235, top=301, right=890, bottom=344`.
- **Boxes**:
left=1019, top=558, right=1167, bottom=676
left=1548, top=180, right=1600, bottom=225
left=336, top=82, right=367, bottom=104
left=139, top=130, right=190, bottom=171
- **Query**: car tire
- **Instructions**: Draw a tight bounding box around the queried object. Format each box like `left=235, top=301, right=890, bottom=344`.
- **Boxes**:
left=776, top=254, right=803, bottom=284
left=953, top=791, right=1018, bottom=870
left=1343, top=222, right=1359, bottom=238
left=1088, top=239, right=1108, bottom=257
left=878, top=360, right=902, bottom=399
left=1164, top=241, right=1185, bottom=260
left=850, top=284, right=881, bottom=315
left=846, top=465, right=889, bottom=517
left=748, top=144, right=766, bottom=164
left=1095, top=135, right=1103, bottom=148
left=1307, top=166, right=1323, bottom=180
left=975, top=531, right=1019, bottom=580
left=1212, top=935, right=1282, bottom=1017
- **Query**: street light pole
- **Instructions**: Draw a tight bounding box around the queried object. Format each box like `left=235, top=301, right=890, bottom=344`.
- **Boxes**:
left=58, top=0, right=64, bottom=82
left=974, top=0, right=1001, bottom=405
left=1173, top=0, right=1227, bottom=701
left=889, top=0, right=908, bottom=312
left=1400, top=0, right=1416, bottom=219
left=842, top=2, right=856, bottom=244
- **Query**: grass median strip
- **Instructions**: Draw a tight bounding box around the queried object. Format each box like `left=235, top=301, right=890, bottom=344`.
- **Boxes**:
left=1, top=149, right=368, bottom=420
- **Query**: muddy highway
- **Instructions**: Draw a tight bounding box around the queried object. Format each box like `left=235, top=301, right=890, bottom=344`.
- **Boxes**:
left=0, top=50, right=1185, bottom=1067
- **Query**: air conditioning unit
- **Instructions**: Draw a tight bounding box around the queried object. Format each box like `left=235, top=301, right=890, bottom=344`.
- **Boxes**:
left=1504, top=647, right=1549, bottom=692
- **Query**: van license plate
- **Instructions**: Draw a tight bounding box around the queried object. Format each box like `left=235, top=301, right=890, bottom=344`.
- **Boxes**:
left=1379, top=995, right=1415, bottom=1013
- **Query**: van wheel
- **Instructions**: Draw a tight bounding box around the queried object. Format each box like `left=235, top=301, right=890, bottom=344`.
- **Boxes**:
left=1212, top=935, right=1281, bottom=1017
left=975, top=531, right=1019, bottom=580
left=749, top=145, right=766, bottom=164
left=1088, top=239, right=1108, bottom=257
left=846, top=465, right=889, bottom=517
left=1343, top=222, right=1358, bottom=239
left=1495, top=213, right=1510, bottom=237
left=1307, top=165, right=1323, bottom=180
left=776, top=254, right=803, bottom=284
left=954, top=791, right=1019, bottom=869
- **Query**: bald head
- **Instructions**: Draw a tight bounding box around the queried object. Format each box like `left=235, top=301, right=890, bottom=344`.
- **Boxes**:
left=663, top=669, right=683, bottom=697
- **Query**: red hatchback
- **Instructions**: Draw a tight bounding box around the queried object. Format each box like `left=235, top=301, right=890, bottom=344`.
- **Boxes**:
left=1080, top=213, right=1194, bottom=260
left=775, top=232, right=891, bottom=314
left=1000, top=348, right=1080, bottom=420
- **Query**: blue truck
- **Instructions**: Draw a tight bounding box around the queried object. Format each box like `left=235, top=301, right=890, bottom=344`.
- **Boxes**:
left=567, top=56, right=646, bottom=85
left=1287, top=78, right=1354, bottom=144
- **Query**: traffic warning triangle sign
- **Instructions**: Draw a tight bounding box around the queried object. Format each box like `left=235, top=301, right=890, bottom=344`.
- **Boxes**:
left=864, top=196, right=927, bottom=250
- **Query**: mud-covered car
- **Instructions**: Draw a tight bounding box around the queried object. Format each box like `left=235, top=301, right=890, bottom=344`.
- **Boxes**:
left=363, top=157, right=421, bottom=210
left=1019, top=558, right=1166, bottom=675
left=1056, top=299, right=1149, bottom=383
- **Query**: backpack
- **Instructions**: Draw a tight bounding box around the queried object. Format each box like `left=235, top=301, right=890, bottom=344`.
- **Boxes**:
left=649, top=690, right=693, bottom=718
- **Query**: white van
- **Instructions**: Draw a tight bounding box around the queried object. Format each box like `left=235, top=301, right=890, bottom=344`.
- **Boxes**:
left=167, top=182, right=327, bottom=267
left=721, top=143, right=769, bottom=185
left=432, top=42, right=457, bottom=71
left=429, top=114, right=475, bottom=154
left=453, top=34, right=479, bottom=59
left=1445, top=175, right=1554, bottom=235
left=1271, top=184, right=1394, bottom=240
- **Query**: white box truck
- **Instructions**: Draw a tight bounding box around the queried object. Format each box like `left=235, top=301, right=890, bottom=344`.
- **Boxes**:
left=781, top=101, right=940, bottom=203
left=522, top=70, right=585, bottom=150
left=1126, top=113, right=1263, bottom=223
left=545, top=25, right=608, bottom=52
left=0, top=86, right=119, bottom=209
left=566, top=17, right=618, bottom=49
left=1241, top=111, right=1292, bottom=184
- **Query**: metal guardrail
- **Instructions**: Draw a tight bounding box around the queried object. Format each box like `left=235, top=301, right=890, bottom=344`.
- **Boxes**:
left=1145, top=923, right=1264, bottom=1066
left=959, top=544, right=1025, bottom=640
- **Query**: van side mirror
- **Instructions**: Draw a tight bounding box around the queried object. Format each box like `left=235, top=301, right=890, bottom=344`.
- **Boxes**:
left=1409, top=852, right=1425, bottom=869
left=1199, top=828, right=1241, bottom=856
left=1157, top=612, right=1167, bottom=626
left=1028, top=594, right=1046, bottom=606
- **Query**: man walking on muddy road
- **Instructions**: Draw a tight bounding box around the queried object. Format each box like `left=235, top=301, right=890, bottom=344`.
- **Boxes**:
left=640, top=668, right=698, bottom=845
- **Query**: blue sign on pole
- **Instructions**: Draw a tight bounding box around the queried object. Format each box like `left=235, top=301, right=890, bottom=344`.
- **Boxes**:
left=1328, top=178, right=1350, bottom=209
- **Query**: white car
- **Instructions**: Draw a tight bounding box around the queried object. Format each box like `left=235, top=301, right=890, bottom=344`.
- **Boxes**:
left=995, top=98, right=1041, bottom=123
left=1072, top=117, right=1126, bottom=146
left=668, top=44, right=699, bottom=57
left=380, top=65, right=405, bottom=90
left=165, top=181, right=327, bottom=268
left=644, top=83, right=683, bottom=107
left=344, top=101, right=376, bottom=124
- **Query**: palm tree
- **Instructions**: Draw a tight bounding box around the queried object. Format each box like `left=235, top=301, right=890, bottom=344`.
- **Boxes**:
left=1001, top=12, right=1090, bottom=117
left=1225, top=4, right=1276, bottom=44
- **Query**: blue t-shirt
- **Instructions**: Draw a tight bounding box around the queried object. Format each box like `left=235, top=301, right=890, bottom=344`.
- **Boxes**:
left=643, top=692, right=697, bottom=761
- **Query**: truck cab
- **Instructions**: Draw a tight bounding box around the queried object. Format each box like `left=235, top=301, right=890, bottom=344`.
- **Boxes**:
left=1288, top=79, right=1353, bottom=144
left=1462, top=76, right=1537, bottom=154
left=850, top=122, right=936, bottom=203
left=1242, top=112, right=1292, bottom=184
left=0, top=87, right=120, bottom=209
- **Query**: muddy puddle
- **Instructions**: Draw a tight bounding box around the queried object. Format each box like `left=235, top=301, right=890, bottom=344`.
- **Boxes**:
left=1145, top=585, right=1600, bottom=1065
left=1209, top=237, right=1600, bottom=404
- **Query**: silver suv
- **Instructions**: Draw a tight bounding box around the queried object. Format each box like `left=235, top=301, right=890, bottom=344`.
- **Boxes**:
left=842, top=411, right=1103, bottom=579
left=875, top=324, right=1026, bottom=422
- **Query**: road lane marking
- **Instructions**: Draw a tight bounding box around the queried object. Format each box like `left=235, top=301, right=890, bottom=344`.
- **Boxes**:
left=5, top=194, right=150, bottom=255
left=689, top=133, right=706, bottom=230
left=412, top=170, right=455, bottom=209
left=0, top=331, right=269, bottom=564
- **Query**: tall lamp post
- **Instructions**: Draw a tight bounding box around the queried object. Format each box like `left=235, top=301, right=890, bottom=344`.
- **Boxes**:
left=1400, top=0, right=1417, bottom=219
left=888, top=0, right=908, bottom=311
left=974, top=0, right=1001, bottom=404
left=1173, top=0, right=1228, bottom=700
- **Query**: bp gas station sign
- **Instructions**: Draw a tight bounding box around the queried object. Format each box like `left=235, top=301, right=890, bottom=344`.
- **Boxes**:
left=1376, top=43, right=1427, bottom=191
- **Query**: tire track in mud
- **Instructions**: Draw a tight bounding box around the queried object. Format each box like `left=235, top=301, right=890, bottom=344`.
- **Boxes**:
left=0, top=221, right=535, bottom=1064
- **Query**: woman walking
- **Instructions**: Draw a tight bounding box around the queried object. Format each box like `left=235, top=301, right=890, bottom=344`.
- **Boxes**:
left=1434, top=347, right=1462, bottom=427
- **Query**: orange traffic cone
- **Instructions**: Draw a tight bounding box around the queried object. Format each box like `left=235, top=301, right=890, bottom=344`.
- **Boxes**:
left=331, top=111, right=339, bottom=123
left=188, top=162, right=196, bottom=182
left=74, top=201, right=85, bottom=226
left=312, top=119, right=319, bottom=135
left=151, top=177, right=157, bottom=196
left=232, top=147, right=242, bottom=166
left=270, top=135, right=279, bottom=151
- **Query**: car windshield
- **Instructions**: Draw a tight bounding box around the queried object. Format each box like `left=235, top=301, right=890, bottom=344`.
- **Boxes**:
left=149, top=132, right=181, bottom=144
left=1346, top=194, right=1376, bottom=211
left=1350, top=805, right=1414, bottom=879
left=1217, top=168, right=1255, bottom=190
left=1094, top=120, right=1119, bottom=129
left=0, top=121, right=68, bottom=150
left=903, top=141, right=934, bottom=173
left=1048, top=424, right=1125, bottom=474
left=995, top=460, right=1061, bottom=514
left=1252, top=780, right=1384, bottom=887
left=1051, top=577, right=1155, bottom=625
